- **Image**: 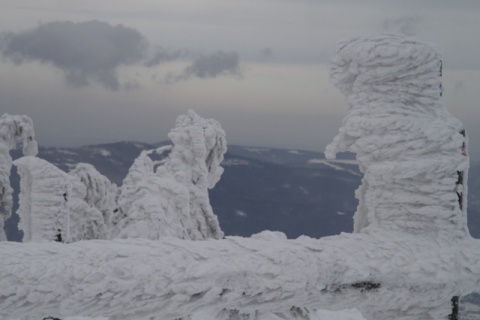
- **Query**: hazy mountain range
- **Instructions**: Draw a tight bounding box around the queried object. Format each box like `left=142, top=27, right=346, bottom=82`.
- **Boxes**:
left=6, top=141, right=480, bottom=242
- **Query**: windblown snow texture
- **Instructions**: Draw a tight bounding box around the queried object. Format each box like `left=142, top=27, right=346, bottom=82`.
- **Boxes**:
left=114, top=110, right=225, bottom=240
left=325, top=34, right=470, bottom=239
left=1, top=231, right=479, bottom=320
left=0, top=114, right=37, bottom=241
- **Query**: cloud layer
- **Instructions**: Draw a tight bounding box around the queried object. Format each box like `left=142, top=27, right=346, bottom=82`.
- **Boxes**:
left=0, top=20, right=241, bottom=90
left=166, top=51, right=242, bottom=83
left=1, top=21, right=147, bottom=90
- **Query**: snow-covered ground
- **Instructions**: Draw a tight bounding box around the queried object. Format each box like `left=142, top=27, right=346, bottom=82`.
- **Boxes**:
left=66, top=309, right=366, bottom=320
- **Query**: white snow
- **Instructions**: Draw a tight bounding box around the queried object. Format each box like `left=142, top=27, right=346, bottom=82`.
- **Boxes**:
left=58, top=149, right=78, bottom=156
left=222, top=158, right=250, bottom=166
left=235, top=210, right=247, bottom=217
left=1, top=231, right=479, bottom=319
left=308, top=159, right=360, bottom=176
left=94, top=148, right=111, bottom=157
left=244, top=147, right=271, bottom=153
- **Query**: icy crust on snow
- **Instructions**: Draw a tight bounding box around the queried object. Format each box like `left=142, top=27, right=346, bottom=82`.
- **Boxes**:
left=14, top=157, right=117, bottom=242
left=325, top=34, right=469, bottom=238
left=0, top=114, right=38, bottom=241
left=0, top=231, right=479, bottom=320
left=113, top=110, right=225, bottom=240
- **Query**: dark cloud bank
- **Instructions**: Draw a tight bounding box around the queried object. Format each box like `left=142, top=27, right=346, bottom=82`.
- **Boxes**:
left=0, top=20, right=241, bottom=90
left=166, top=50, right=242, bottom=84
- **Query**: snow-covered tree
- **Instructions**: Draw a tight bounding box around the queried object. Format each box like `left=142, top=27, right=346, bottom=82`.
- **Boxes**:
left=113, top=110, right=225, bottom=240
left=112, top=146, right=192, bottom=239
left=1, top=35, right=479, bottom=320
left=325, top=34, right=469, bottom=240
left=69, top=163, right=118, bottom=240
left=14, top=158, right=116, bottom=242
left=0, top=114, right=38, bottom=241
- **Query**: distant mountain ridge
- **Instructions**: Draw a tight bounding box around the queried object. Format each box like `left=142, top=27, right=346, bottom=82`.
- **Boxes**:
left=5, top=141, right=480, bottom=241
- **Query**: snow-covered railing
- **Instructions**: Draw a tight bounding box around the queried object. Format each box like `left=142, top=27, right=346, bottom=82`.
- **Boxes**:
left=1, top=34, right=479, bottom=320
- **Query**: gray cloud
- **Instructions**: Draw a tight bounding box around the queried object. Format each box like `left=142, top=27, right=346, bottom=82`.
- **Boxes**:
left=144, top=47, right=188, bottom=67
left=166, top=50, right=241, bottom=83
left=261, top=47, right=273, bottom=58
left=0, top=20, right=244, bottom=90
left=1, top=20, right=148, bottom=90
left=383, top=16, right=421, bottom=36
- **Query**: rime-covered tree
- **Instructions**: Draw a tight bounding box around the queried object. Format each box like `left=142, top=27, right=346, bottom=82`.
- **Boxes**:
left=69, top=163, right=118, bottom=240
left=0, top=114, right=37, bottom=241
left=15, top=158, right=117, bottom=242
left=114, top=110, right=225, bottom=240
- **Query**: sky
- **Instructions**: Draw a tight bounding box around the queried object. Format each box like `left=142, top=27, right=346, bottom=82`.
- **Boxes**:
left=1, top=0, right=480, bottom=158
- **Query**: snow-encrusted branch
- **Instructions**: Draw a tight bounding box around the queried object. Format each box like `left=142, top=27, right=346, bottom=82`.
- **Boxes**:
left=0, top=114, right=37, bottom=241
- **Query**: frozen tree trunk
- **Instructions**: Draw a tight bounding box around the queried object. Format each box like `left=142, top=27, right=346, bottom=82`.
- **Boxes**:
left=1, top=35, right=479, bottom=320
left=0, top=114, right=38, bottom=240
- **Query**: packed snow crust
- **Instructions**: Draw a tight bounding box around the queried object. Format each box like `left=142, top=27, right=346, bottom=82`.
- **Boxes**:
left=1, top=230, right=479, bottom=320
left=2, top=34, right=480, bottom=320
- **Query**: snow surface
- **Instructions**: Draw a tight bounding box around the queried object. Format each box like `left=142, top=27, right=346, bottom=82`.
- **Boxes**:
left=1, top=230, right=479, bottom=319
left=66, top=308, right=365, bottom=320
left=308, top=159, right=360, bottom=176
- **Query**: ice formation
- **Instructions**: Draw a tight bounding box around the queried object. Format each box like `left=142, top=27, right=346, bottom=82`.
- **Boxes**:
left=1, top=35, right=479, bottom=320
left=114, top=110, right=225, bottom=240
left=325, top=34, right=469, bottom=239
left=0, top=114, right=37, bottom=241
left=14, top=158, right=117, bottom=242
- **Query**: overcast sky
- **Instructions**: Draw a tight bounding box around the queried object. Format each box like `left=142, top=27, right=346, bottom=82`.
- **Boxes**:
left=1, top=0, right=480, bottom=158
